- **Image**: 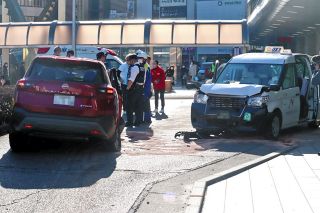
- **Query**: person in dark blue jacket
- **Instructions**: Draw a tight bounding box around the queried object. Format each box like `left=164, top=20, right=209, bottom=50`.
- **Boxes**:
left=136, top=50, right=152, bottom=124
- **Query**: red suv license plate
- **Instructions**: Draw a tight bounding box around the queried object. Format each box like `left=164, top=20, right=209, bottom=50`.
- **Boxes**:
left=53, top=95, right=75, bottom=106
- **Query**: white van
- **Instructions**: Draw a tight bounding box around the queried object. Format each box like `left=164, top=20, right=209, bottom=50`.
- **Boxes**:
left=37, top=46, right=123, bottom=69
left=191, top=47, right=320, bottom=139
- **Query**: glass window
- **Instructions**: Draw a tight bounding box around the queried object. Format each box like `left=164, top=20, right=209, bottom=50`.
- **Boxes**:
left=295, top=56, right=310, bottom=78
left=77, top=25, right=99, bottom=45
left=28, top=59, right=106, bottom=84
left=150, top=24, right=172, bottom=44
left=197, top=24, right=219, bottom=44
left=173, top=24, right=195, bottom=44
left=282, top=64, right=297, bottom=89
left=122, top=24, right=144, bottom=44
left=6, top=26, right=28, bottom=46
left=54, top=25, right=72, bottom=45
left=105, top=59, right=121, bottom=70
left=216, top=63, right=283, bottom=86
left=28, top=25, right=50, bottom=45
left=220, top=24, right=242, bottom=44
left=99, top=25, right=122, bottom=45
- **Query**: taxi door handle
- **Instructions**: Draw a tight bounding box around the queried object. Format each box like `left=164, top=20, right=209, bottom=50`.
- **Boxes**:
left=296, top=93, right=300, bottom=96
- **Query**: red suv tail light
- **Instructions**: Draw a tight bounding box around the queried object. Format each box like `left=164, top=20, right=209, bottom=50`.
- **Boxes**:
left=17, top=79, right=26, bottom=89
left=17, top=79, right=35, bottom=91
left=98, top=86, right=114, bottom=95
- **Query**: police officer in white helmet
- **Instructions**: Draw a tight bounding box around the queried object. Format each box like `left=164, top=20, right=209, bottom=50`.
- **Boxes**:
left=125, top=53, right=145, bottom=127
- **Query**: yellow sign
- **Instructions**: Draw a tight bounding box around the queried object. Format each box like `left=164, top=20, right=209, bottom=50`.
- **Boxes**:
left=264, top=46, right=284, bottom=53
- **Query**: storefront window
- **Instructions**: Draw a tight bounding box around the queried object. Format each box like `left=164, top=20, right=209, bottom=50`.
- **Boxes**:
left=153, top=47, right=170, bottom=69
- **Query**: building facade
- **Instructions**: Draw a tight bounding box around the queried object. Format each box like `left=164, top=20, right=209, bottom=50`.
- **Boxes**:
left=1, top=0, right=247, bottom=85
left=136, top=0, right=247, bottom=66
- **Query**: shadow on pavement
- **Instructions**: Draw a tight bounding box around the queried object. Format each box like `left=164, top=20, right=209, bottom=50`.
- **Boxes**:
left=0, top=139, right=120, bottom=189
left=125, top=126, right=154, bottom=143
left=174, top=126, right=320, bottom=156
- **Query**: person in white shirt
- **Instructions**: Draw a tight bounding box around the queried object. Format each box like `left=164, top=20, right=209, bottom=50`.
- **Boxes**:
left=118, top=56, right=130, bottom=111
left=189, top=60, right=198, bottom=81
left=125, top=54, right=145, bottom=127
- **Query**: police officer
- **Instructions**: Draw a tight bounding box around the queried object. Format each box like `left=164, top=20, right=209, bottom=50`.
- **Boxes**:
left=125, top=53, right=145, bottom=127
left=136, top=50, right=152, bottom=124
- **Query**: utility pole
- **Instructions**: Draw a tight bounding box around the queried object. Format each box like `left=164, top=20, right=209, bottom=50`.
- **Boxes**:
left=72, top=0, right=76, bottom=56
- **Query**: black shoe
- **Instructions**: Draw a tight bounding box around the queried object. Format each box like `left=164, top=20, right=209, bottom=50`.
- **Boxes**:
left=125, top=122, right=133, bottom=127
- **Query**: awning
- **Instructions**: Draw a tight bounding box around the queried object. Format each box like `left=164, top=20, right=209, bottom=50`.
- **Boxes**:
left=0, top=19, right=248, bottom=48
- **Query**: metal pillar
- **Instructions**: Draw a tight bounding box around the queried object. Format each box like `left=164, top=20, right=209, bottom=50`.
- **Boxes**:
left=72, top=0, right=76, bottom=56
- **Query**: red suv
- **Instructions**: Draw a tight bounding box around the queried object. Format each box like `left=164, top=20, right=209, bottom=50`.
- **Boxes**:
left=10, top=56, right=123, bottom=152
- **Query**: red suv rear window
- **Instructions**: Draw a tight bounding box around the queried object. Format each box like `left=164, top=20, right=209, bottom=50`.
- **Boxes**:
left=27, top=58, right=107, bottom=84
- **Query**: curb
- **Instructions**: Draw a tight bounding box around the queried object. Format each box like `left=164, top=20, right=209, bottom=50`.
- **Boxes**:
left=158, top=96, right=194, bottom=100
left=185, top=145, right=297, bottom=213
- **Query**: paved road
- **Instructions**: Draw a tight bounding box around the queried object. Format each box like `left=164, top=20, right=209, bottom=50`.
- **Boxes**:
left=0, top=99, right=301, bottom=213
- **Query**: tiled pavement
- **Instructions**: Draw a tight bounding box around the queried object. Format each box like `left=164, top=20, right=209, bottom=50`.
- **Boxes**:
left=202, top=143, right=320, bottom=213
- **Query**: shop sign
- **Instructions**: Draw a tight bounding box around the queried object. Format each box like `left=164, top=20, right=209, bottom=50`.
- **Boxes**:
left=160, top=0, right=187, bottom=7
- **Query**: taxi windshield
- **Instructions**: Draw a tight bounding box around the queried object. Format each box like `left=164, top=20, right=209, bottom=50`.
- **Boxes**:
left=216, top=63, right=283, bottom=86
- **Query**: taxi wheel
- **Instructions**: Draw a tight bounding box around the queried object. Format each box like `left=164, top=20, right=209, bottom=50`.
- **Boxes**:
left=266, top=113, right=281, bottom=140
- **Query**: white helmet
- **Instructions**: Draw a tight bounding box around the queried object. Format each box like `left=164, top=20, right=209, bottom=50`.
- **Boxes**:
left=136, top=50, right=148, bottom=59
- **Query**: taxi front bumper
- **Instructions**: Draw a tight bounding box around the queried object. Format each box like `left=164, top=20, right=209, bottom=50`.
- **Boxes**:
left=191, top=103, right=269, bottom=132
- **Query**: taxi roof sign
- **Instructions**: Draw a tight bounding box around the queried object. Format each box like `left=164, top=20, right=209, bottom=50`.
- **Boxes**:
left=264, top=46, right=284, bottom=53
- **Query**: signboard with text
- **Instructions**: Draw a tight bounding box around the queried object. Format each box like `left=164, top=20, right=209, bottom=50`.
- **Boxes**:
left=160, top=6, right=187, bottom=18
left=197, top=0, right=246, bottom=20
left=159, top=0, right=187, bottom=7
left=160, top=0, right=187, bottom=19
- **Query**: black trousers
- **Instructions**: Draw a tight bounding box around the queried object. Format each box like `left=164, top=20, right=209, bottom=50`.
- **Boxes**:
left=121, top=84, right=127, bottom=111
left=126, top=87, right=144, bottom=125
left=154, top=90, right=165, bottom=109
left=143, top=96, right=151, bottom=122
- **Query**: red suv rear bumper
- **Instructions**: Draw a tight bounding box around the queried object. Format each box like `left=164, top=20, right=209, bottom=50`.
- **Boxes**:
left=11, top=107, right=117, bottom=141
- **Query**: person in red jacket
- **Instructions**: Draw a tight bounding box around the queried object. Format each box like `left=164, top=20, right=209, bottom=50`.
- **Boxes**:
left=151, top=60, right=166, bottom=113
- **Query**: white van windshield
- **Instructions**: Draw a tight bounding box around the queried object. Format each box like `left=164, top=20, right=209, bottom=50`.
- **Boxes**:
left=216, top=63, right=283, bottom=86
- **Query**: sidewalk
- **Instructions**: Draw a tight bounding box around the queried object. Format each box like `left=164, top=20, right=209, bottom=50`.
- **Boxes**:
left=157, top=87, right=196, bottom=99
left=198, top=143, right=320, bottom=213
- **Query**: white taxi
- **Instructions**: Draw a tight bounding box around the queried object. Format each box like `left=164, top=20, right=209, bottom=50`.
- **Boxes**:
left=191, top=47, right=320, bottom=139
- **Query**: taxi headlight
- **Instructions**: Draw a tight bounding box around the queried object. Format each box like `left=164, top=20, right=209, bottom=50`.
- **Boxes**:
left=194, top=92, right=209, bottom=104
left=247, top=95, right=269, bottom=107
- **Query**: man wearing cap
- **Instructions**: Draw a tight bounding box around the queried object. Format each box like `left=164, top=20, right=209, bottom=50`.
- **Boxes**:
left=125, top=53, right=145, bottom=127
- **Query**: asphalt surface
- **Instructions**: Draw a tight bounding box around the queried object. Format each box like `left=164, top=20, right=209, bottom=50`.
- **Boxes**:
left=0, top=98, right=311, bottom=213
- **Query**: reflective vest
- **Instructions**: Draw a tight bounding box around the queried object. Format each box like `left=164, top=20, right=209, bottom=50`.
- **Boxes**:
left=128, top=63, right=145, bottom=87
